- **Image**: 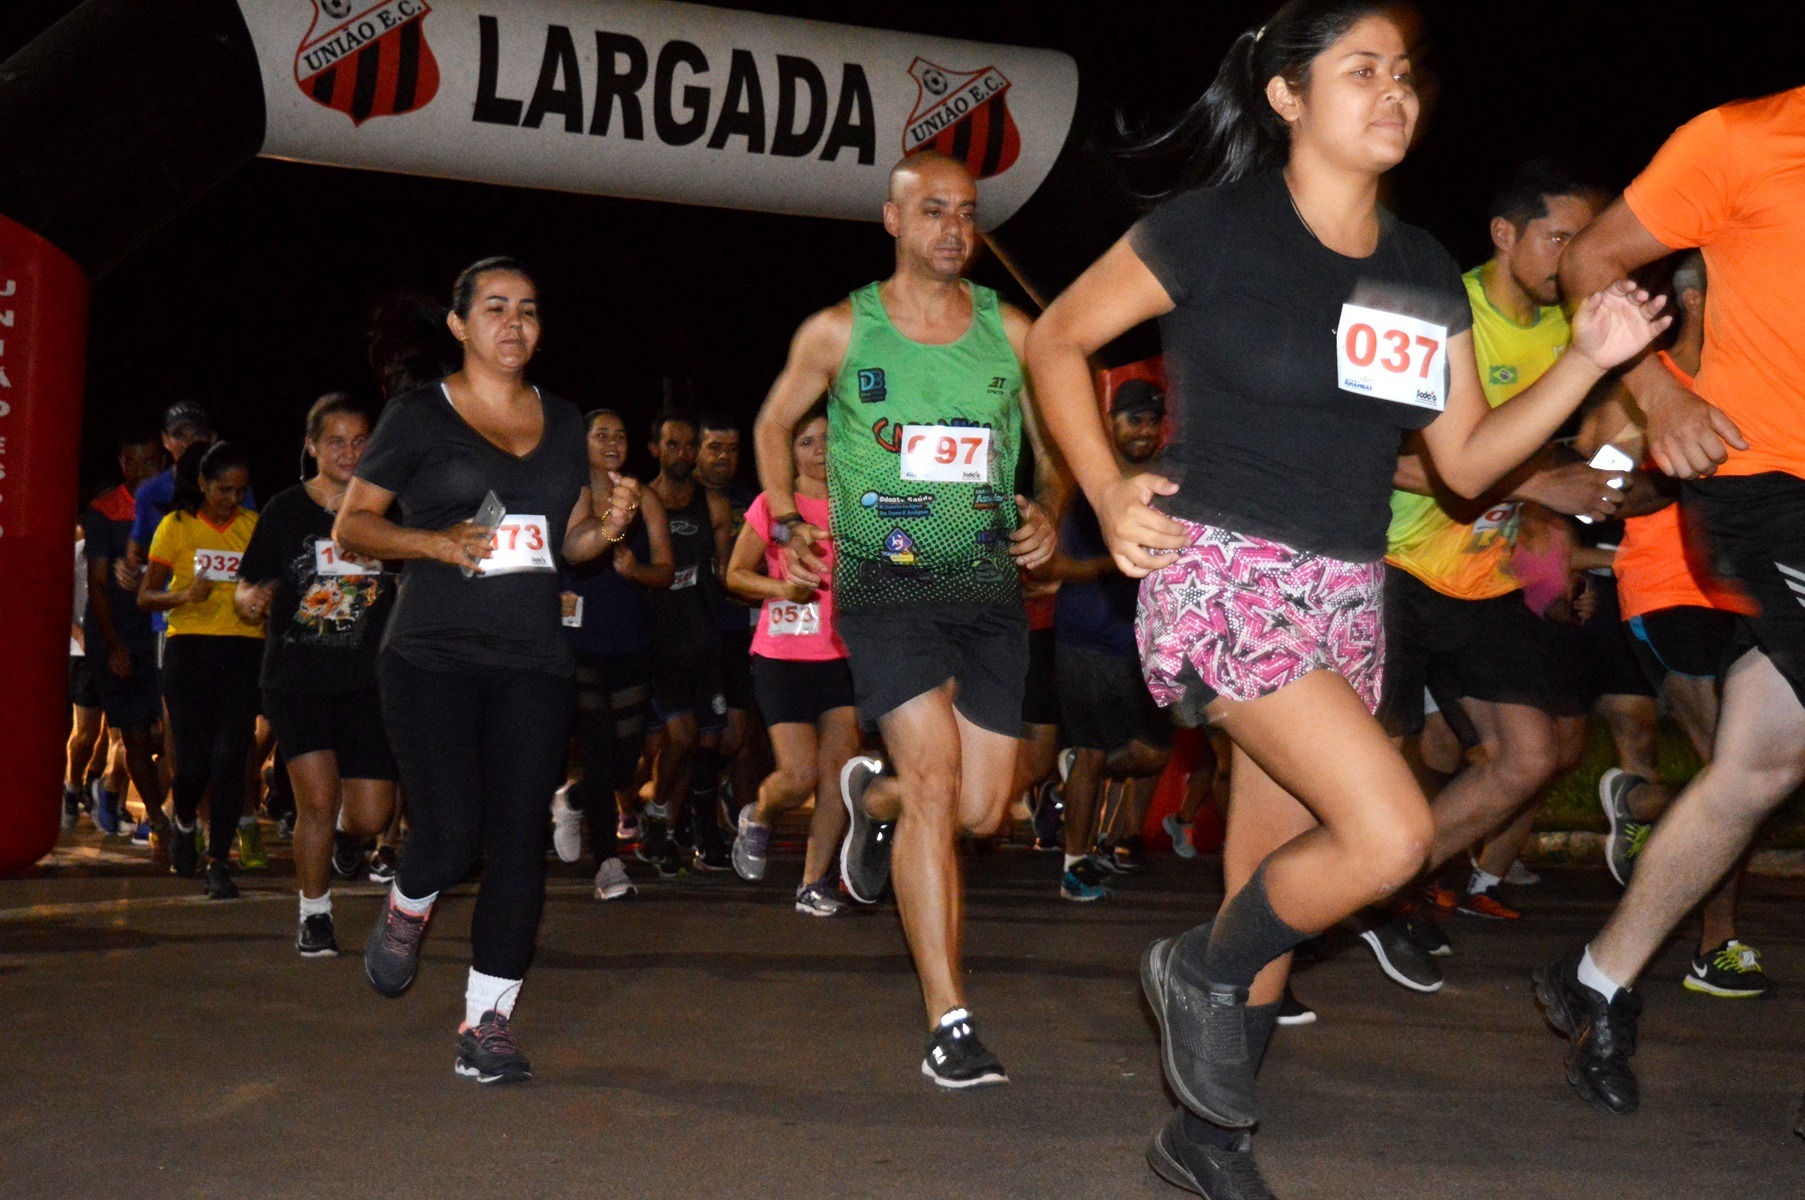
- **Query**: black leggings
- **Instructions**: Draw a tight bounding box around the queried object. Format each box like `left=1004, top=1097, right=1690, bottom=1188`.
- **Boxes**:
left=572, top=651, right=650, bottom=868
left=162, top=635, right=262, bottom=863
left=379, top=652, right=574, bottom=980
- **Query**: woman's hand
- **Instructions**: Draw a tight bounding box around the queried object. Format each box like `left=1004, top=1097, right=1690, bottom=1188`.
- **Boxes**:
left=1570, top=280, right=1670, bottom=373
left=179, top=576, right=214, bottom=607
left=600, top=471, right=641, bottom=537
left=781, top=523, right=831, bottom=588
left=612, top=543, right=639, bottom=576
left=434, top=521, right=495, bottom=572
left=780, top=579, right=816, bottom=604
left=235, top=580, right=277, bottom=623
left=1097, top=473, right=1187, bottom=578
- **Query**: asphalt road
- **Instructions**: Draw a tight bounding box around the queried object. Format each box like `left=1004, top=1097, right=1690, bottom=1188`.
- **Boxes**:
left=6, top=829, right=1803, bottom=1199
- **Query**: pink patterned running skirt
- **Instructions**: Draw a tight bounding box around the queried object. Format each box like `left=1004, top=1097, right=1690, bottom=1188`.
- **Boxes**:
left=1135, top=521, right=1385, bottom=715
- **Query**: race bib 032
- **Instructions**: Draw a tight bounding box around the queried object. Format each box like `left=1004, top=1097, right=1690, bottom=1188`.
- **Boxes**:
left=193, top=549, right=242, bottom=582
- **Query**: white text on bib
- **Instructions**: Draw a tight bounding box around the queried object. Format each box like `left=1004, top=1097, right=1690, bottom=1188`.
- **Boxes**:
left=1335, top=304, right=1448, bottom=411
left=900, top=425, right=991, bottom=484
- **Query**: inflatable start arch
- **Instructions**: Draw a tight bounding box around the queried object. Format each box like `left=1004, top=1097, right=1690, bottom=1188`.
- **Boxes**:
left=0, top=0, right=1155, bottom=872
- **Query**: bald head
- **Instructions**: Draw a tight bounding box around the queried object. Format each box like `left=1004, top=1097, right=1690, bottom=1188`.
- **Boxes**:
left=888, top=151, right=976, bottom=204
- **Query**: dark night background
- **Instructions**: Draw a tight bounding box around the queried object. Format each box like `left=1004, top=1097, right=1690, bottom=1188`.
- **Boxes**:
left=3, top=0, right=1801, bottom=501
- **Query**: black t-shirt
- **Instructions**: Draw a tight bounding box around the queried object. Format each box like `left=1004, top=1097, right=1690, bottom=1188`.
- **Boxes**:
left=237, top=484, right=393, bottom=693
left=1053, top=495, right=1138, bottom=658
left=650, top=482, right=722, bottom=654
left=356, top=383, right=591, bottom=676
left=1129, top=171, right=1471, bottom=562
left=80, top=485, right=154, bottom=647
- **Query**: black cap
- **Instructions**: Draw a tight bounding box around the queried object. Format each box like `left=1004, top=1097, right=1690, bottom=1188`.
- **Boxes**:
left=1112, top=378, right=1165, bottom=419
left=162, top=401, right=214, bottom=438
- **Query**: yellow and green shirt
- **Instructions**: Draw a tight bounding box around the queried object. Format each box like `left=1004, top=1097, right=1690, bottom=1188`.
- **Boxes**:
left=1385, top=264, right=1571, bottom=600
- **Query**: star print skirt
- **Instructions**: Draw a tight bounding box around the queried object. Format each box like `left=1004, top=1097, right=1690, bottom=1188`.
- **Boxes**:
left=1135, top=520, right=1385, bottom=717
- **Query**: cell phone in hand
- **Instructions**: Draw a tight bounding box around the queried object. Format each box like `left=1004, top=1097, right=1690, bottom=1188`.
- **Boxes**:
left=1577, top=444, right=1635, bottom=525
left=462, top=490, right=507, bottom=578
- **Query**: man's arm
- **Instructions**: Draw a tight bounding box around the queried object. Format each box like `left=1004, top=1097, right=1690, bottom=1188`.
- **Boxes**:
left=752, top=303, right=851, bottom=586
left=1561, top=198, right=1745, bottom=477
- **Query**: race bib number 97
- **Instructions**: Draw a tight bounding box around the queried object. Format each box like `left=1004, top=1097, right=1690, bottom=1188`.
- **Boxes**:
left=193, top=550, right=242, bottom=581
left=480, top=515, right=555, bottom=576
left=900, top=425, right=991, bottom=484
left=1336, top=304, right=1448, bottom=412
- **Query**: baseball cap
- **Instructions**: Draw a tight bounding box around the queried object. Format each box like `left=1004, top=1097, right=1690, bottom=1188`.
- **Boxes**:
left=1111, top=378, right=1165, bottom=419
left=162, top=401, right=215, bottom=439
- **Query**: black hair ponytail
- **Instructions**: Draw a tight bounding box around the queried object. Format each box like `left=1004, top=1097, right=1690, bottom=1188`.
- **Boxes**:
left=1122, top=0, right=1407, bottom=200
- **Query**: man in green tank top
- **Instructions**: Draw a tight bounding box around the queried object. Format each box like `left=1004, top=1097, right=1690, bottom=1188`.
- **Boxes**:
left=752, top=151, right=1055, bottom=1089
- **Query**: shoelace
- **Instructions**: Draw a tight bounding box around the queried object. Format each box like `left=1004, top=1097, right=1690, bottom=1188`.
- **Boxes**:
left=1625, top=822, right=1652, bottom=859
left=1714, top=943, right=1761, bottom=973
left=379, top=904, right=427, bottom=956
left=469, top=1014, right=521, bottom=1058
left=1219, top=1144, right=1271, bottom=1196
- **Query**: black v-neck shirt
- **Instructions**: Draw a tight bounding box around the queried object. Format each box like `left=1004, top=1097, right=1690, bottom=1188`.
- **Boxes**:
left=356, top=383, right=590, bottom=676
left=1128, top=171, right=1471, bottom=562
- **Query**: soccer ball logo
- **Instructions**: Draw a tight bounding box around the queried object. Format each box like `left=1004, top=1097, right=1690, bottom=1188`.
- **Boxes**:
left=321, top=0, right=354, bottom=17
left=921, top=66, right=948, bottom=96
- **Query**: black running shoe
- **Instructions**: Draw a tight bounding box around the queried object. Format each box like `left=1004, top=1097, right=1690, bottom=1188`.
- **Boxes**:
left=1031, top=777, right=1063, bottom=851
left=364, top=894, right=430, bottom=997
left=920, top=1008, right=1008, bottom=1089
left=1534, top=946, right=1641, bottom=1115
left=454, top=1010, right=533, bottom=1085
left=1400, top=910, right=1453, bottom=959
left=1276, top=985, right=1316, bottom=1027
left=1353, top=915, right=1443, bottom=993
left=1141, top=932, right=1257, bottom=1128
left=60, top=786, right=81, bottom=833
left=297, top=912, right=339, bottom=958
left=170, top=820, right=200, bottom=878
left=367, top=845, right=398, bottom=884
left=691, top=843, right=732, bottom=873
left=203, top=860, right=239, bottom=900
left=636, top=811, right=668, bottom=864
left=331, top=831, right=365, bottom=879
left=1112, top=835, right=1151, bottom=874
left=838, top=756, right=894, bottom=904
left=1146, top=1108, right=1274, bottom=1200
left=655, top=838, right=685, bottom=880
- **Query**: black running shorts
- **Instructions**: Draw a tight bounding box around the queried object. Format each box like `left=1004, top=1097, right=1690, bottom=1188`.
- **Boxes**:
left=1021, top=627, right=1060, bottom=728
left=836, top=604, right=1029, bottom=738
left=1540, top=574, right=1657, bottom=715
left=751, top=655, right=856, bottom=727
left=1684, top=472, right=1805, bottom=705
left=262, top=686, right=398, bottom=781
left=1056, top=643, right=1170, bottom=753
left=1627, top=604, right=1739, bottom=685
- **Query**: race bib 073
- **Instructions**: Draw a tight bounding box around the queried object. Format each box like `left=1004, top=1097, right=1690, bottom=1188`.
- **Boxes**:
left=193, top=549, right=242, bottom=581
left=765, top=600, right=821, bottom=637
left=313, top=538, right=379, bottom=577
left=1335, top=304, right=1449, bottom=411
left=899, top=424, right=991, bottom=484
left=479, top=515, right=555, bottom=576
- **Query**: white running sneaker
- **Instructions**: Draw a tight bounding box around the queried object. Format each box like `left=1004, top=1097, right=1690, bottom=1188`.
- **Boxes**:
left=594, top=857, right=636, bottom=901
left=1504, top=859, right=1541, bottom=886
left=551, top=783, right=582, bottom=864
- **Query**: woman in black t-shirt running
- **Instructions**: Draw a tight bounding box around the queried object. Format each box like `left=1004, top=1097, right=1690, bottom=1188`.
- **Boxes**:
left=236, top=393, right=397, bottom=959
left=1025, top=1, right=1668, bottom=1190
left=335, top=257, right=639, bottom=1085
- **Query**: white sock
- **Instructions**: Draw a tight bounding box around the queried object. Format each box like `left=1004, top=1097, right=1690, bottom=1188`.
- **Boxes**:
left=1467, top=868, right=1502, bottom=895
left=1578, top=946, right=1624, bottom=1001
left=1063, top=854, right=1083, bottom=871
left=644, top=801, right=667, bottom=820
left=465, top=969, right=522, bottom=1027
left=239, top=815, right=257, bottom=829
left=390, top=884, right=435, bottom=917
left=299, top=890, right=331, bottom=918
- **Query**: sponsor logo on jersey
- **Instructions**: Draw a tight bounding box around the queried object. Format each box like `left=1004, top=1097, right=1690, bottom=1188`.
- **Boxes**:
left=971, top=485, right=1002, bottom=511
left=296, top=0, right=439, bottom=125
left=986, top=374, right=1014, bottom=396
left=669, top=518, right=701, bottom=536
left=860, top=491, right=934, bottom=519
left=1489, top=365, right=1518, bottom=387
left=902, top=58, right=1020, bottom=179
left=881, top=528, right=919, bottom=567
left=857, top=368, right=888, bottom=403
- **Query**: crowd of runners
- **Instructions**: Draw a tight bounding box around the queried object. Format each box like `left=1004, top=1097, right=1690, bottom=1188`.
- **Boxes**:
left=51, top=0, right=1804, bottom=1193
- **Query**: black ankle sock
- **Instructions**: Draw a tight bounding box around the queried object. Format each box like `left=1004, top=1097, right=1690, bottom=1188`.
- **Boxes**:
left=689, top=748, right=723, bottom=849
left=1196, top=864, right=1308, bottom=990
left=1177, top=1000, right=1280, bottom=1147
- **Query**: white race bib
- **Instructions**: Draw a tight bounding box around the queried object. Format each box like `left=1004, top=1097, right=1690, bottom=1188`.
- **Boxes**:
left=562, top=594, right=584, bottom=628
left=1472, top=502, right=1518, bottom=535
left=899, top=424, right=992, bottom=484
left=313, top=538, right=379, bottom=576
left=479, top=515, right=554, bottom=576
left=671, top=564, right=699, bottom=590
left=1335, top=304, right=1449, bottom=411
left=193, top=549, right=242, bottom=581
left=765, top=600, right=821, bottom=637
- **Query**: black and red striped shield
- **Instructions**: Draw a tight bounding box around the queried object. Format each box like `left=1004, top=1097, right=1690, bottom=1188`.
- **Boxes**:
left=294, top=0, right=440, bottom=126
left=901, top=58, right=1021, bottom=179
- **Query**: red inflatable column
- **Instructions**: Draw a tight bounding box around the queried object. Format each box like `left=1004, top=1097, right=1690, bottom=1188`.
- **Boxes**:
left=0, top=215, right=89, bottom=875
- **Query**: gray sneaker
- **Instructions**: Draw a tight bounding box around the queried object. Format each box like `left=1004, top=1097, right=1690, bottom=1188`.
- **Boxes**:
left=838, top=756, right=893, bottom=904
left=1146, top=1108, right=1274, bottom=1200
left=1355, top=916, right=1444, bottom=993
left=364, top=894, right=430, bottom=997
left=795, top=878, right=851, bottom=917
left=732, top=806, right=770, bottom=882
left=594, top=856, right=636, bottom=901
left=1598, top=768, right=1651, bottom=887
left=1141, top=931, right=1257, bottom=1128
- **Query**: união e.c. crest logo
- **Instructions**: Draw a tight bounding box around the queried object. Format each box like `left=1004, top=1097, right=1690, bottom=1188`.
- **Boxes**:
left=295, top=0, right=440, bottom=125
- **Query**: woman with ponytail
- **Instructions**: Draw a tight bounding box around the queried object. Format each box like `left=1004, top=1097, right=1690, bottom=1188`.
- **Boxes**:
left=138, top=440, right=262, bottom=898
left=1025, top=2, right=1668, bottom=1194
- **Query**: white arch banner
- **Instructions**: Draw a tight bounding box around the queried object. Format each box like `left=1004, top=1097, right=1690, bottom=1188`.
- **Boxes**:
left=237, top=0, right=1081, bottom=229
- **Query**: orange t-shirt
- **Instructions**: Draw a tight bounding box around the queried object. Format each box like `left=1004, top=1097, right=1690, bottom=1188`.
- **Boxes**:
left=1622, top=87, right=1805, bottom=480
left=1614, top=353, right=1754, bottom=620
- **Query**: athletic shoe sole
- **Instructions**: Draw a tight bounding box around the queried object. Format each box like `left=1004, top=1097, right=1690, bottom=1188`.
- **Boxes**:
left=454, top=1059, right=532, bottom=1085
left=1140, top=937, right=1255, bottom=1128
left=1060, top=887, right=1109, bottom=902
left=1358, top=929, right=1444, bottom=993
left=919, top=1059, right=1008, bottom=1089
left=1681, top=970, right=1766, bottom=999
left=297, top=944, right=339, bottom=959
left=1276, top=1009, right=1316, bottom=1027
left=1145, top=1121, right=1205, bottom=1197
left=1531, top=963, right=1578, bottom=1037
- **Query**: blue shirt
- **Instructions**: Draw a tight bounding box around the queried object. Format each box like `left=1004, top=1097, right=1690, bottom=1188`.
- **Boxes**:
left=1053, top=496, right=1139, bottom=659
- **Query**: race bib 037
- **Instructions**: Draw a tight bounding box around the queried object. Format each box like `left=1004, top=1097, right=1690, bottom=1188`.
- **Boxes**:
left=1335, top=303, right=1449, bottom=412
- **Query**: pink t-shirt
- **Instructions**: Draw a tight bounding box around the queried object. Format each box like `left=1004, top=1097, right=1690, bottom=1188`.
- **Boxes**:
left=747, top=492, right=846, bottom=662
